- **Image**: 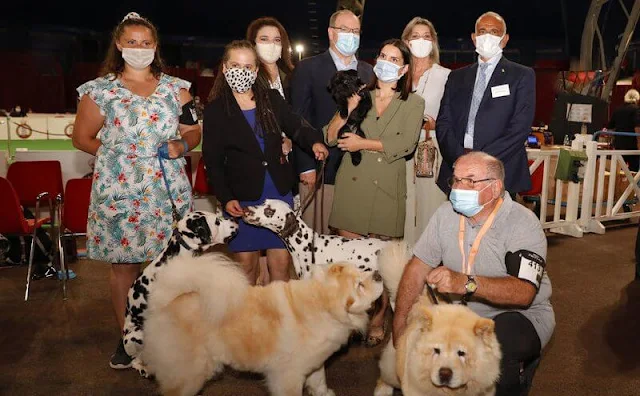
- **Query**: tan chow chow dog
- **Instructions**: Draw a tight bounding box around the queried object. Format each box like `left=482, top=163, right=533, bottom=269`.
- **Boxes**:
left=142, top=253, right=383, bottom=396
left=374, top=242, right=502, bottom=396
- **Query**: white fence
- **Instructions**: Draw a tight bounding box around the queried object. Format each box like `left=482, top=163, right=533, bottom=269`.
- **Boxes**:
left=527, top=138, right=640, bottom=238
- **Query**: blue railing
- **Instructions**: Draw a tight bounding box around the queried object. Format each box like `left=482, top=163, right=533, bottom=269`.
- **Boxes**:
left=592, top=130, right=640, bottom=140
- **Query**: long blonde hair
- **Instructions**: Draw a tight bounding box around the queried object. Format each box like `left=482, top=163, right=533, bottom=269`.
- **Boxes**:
left=401, top=17, right=440, bottom=65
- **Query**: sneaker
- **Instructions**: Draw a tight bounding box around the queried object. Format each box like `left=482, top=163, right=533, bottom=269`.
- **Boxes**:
left=57, top=269, right=77, bottom=280
left=43, top=265, right=57, bottom=279
left=109, top=339, right=133, bottom=369
left=31, top=271, right=45, bottom=281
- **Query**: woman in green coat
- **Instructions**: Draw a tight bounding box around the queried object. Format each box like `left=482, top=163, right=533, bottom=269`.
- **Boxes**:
left=325, top=38, right=425, bottom=239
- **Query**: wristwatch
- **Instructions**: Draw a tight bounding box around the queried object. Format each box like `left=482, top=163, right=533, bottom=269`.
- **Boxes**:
left=463, top=275, right=478, bottom=301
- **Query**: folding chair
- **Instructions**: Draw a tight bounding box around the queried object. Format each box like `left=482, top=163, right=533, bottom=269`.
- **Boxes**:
left=193, top=158, right=211, bottom=196
left=7, top=160, right=64, bottom=208
left=0, top=177, right=55, bottom=301
left=184, top=155, right=193, bottom=187
left=520, top=160, right=545, bottom=218
left=55, top=178, right=92, bottom=299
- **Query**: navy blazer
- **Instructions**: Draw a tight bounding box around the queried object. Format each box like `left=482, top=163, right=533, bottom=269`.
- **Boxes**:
left=436, top=57, right=535, bottom=194
left=202, top=89, right=322, bottom=207
left=290, top=50, right=374, bottom=184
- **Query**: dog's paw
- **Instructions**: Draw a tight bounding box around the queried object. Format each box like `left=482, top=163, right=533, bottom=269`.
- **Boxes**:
left=373, top=380, right=395, bottom=396
left=132, top=358, right=152, bottom=379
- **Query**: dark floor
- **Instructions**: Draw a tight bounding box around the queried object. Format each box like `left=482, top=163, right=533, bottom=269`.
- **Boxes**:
left=1, top=225, right=640, bottom=395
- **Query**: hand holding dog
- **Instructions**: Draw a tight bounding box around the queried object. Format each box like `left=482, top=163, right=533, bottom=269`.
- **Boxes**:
left=225, top=200, right=244, bottom=217
left=338, top=132, right=365, bottom=152
left=426, top=266, right=466, bottom=295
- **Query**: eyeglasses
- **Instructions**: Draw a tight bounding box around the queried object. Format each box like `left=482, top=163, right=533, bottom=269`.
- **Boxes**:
left=448, top=176, right=495, bottom=188
left=330, top=26, right=361, bottom=35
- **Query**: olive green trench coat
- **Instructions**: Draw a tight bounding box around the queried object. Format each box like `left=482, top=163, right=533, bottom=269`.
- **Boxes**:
left=325, top=91, right=425, bottom=237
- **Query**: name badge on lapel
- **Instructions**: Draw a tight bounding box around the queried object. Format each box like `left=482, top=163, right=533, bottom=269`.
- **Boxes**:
left=491, top=84, right=510, bottom=98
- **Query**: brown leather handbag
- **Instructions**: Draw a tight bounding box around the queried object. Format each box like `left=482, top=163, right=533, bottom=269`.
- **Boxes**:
left=414, top=127, right=437, bottom=178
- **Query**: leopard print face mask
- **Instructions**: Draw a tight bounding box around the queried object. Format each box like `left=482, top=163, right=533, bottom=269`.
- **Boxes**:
left=224, top=67, right=257, bottom=93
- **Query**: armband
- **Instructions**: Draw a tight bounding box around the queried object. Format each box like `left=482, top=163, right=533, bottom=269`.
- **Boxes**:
left=179, top=100, right=198, bottom=125
left=505, top=250, right=546, bottom=289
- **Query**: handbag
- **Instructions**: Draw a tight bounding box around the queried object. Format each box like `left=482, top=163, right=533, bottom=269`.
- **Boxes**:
left=414, top=126, right=438, bottom=178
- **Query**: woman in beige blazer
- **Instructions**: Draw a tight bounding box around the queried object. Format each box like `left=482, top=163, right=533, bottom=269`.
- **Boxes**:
left=325, top=39, right=425, bottom=239
left=402, top=17, right=451, bottom=245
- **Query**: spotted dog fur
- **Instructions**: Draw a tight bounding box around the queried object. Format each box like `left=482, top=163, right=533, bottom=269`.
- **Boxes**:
left=122, top=211, right=238, bottom=377
left=243, top=199, right=390, bottom=278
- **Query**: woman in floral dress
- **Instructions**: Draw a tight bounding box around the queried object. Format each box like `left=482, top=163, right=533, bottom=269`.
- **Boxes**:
left=72, top=12, right=201, bottom=369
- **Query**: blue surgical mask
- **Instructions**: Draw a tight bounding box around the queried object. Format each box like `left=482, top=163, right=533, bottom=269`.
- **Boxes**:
left=449, top=183, right=494, bottom=217
left=374, top=59, right=403, bottom=83
left=336, top=32, right=360, bottom=56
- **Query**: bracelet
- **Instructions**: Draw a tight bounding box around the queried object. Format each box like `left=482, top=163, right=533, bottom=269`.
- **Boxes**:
left=180, top=138, right=189, bottom=154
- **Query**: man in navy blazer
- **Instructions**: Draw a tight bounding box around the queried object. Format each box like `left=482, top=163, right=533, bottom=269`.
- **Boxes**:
left=436, top=11, right=534, bottom=195
left=290, top=9, right=374, bottom=233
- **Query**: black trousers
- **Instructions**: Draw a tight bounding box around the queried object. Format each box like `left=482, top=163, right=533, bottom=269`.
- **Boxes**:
left=494, top=311, right=542, bottom=396
left=635, top=222, right=640, bottom=280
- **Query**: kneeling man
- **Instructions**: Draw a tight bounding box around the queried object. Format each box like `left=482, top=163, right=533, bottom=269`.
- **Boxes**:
left=393, top=152, right=555, bottom=395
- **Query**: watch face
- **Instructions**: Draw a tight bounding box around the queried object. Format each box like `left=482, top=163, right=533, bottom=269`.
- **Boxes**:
left=465, top=278, right=478, bottom=293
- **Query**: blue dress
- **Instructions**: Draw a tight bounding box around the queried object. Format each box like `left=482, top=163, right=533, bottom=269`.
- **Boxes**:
left=227, top=109, right=293, bottom=252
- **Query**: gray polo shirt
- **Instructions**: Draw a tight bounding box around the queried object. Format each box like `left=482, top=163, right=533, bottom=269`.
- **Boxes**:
left=413, top=194, right=555, bottom=348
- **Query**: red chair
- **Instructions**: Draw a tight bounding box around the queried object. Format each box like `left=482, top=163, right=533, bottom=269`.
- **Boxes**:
left=7, top=160, right=64, bottom=208
left=521, top=160, right=545, bottom=217
left=184, top=155, right=193, bottom=187
left=193, top=158, right=211, bottom=196
left=55, top=178, right=92, bottom=299
left=0, top=177, right=53, bottom=301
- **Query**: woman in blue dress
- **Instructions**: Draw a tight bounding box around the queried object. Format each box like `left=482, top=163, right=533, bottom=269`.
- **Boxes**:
left=202, top=40, right=327, bottom=285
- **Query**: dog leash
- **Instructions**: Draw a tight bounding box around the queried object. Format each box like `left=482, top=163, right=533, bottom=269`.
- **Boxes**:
left=295, top=160, right=326, bottom=265
left=157, top=151, right=191, bottom=250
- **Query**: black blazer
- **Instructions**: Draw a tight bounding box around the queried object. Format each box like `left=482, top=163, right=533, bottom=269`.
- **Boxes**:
left=202, top=89, right=323, bottom=206
left=290, top=50, right=374, bottom=184
left=436, top=57, right=535, bottom=194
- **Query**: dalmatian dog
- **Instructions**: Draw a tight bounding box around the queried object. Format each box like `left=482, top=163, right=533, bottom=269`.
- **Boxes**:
left=243, top=199, right=389, bottom=279
left=122, top=210, right=238, bottom=377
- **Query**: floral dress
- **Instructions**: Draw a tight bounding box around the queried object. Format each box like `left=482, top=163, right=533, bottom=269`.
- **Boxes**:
left=77, top=73, right=193, bottom=263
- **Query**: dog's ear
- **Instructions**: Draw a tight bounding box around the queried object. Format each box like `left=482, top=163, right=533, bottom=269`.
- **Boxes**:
left=474, top=317, right=496, bottom=346
left=186, top=215, right=212, bottom=245
left=407, top=303, right=434, bottom=332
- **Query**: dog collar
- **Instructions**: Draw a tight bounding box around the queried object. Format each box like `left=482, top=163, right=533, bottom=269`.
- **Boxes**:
left=172, top=228, right=192, bottom=250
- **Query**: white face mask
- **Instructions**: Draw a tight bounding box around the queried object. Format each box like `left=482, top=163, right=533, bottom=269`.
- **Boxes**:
left=255, top=42, right=282, bottom=64
left=474, top=34, right=504, bottom=59
left=121, top=48, right=155, bottom=70
left=409, top=39, right=433, bottom=59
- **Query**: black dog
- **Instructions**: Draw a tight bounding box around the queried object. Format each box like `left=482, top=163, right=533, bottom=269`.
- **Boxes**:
left=328, top=70, right=372, bottom=166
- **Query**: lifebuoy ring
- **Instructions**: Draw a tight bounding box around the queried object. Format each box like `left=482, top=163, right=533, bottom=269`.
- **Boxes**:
left=16, top=123, right=32, bottom=139
left=64, top=123, right=74, bottom=137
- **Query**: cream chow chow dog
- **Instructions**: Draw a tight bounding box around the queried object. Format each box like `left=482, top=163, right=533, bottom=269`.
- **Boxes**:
left=374, top=242, right=502, bottom=396
left=142, top=253, right=384, bottom=396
